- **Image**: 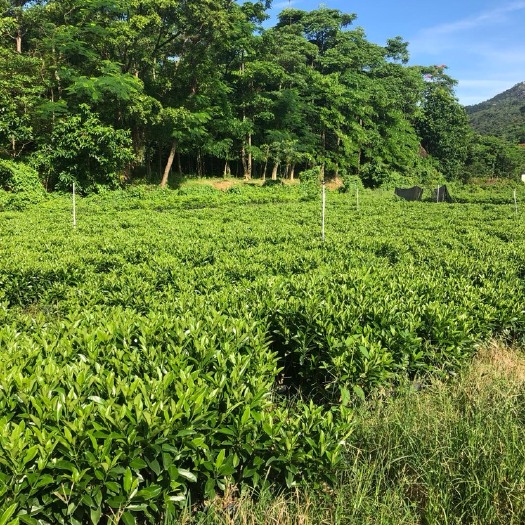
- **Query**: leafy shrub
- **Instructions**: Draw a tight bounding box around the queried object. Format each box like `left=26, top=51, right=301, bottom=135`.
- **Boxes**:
left=262, top=179, right=283, bottom=187
left=0, top=306, right=352, bottom=523
left=339, top=173, right=363, bottom=193
left=299, top=167, right=321, bottom=200
left=0, top=159, right=43, bottom=194
left=177, top=184, right=220, bottom=197
left=1, top=188, right=525, bottom=522
left=0, top=159, right=45, bottom=209
left=416, top=158, right=445, bottom=191
left=226, top=185, right=242, bottom=194
left=31, top=105, right=134, bottom=193
left=359, top=161, right=391, bottom=188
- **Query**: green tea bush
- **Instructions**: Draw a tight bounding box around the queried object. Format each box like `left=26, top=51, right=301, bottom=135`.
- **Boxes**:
left=0, top=187, right=524, bottom=522
left=261, top=179, right=283, bottom=187
left=299, top=167, right=321, bottom=201
left=0, top=305, right=351, bottom=523
left=0, top=159, right=45, bottom=209
left=338, top=173, right=363, bottom=194
left=376, top=170, right=420, bottom=190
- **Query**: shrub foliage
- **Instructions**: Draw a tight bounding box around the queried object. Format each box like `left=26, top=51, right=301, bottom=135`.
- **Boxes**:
left=0, top=187, right=524, bottom=522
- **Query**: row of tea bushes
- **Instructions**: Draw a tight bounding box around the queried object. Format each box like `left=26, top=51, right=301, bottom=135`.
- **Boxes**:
left=0, top=304, right=352, bottom=523
left=0, top=188, right=524, bottom=522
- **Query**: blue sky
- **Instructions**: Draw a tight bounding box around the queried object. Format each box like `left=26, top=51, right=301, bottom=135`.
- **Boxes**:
left=266, top=0, right=525, bottom=106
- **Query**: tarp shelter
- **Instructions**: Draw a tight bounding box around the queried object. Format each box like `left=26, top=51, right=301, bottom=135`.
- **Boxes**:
left=432, top=185, right=453, bottom=203
left=394, top=186, right=423, bottom=201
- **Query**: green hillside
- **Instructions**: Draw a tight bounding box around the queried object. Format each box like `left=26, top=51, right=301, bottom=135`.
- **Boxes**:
left=466, top=82, right=525, bottom=143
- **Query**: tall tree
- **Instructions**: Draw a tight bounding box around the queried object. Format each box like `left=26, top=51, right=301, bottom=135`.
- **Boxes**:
left=416, top=66, right=471, bottom=180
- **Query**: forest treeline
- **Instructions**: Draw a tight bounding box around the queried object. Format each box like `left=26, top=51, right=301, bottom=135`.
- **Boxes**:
left=1, top=0, right=524, bottom=193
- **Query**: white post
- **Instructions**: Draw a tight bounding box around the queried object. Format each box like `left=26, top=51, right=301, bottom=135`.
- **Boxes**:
left=72, top=183, right=76, bottom=228
left=321, top=179, right=326, bottom=242
left=436, top=185, right=440, bottom=203
left=514, top=189, right=518, bottom=216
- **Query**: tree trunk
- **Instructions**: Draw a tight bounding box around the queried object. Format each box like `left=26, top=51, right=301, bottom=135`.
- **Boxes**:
left=160, top=140, right=177, bottom=187
left=146, top=159, right=151, bottom=181
left=246, top=133, right=252, bottom=179
left=271, top=162, right=279, bottom=180
left=241, top=143, right=247, bottom=177
left=15, top=31, right=22, bottom=53
left=335, top=136, right=340, bottom=179
left=290, top=164, right=295, bottom=181
left=197, top=151, right=203, bottom=177
left=177, top=150, right=182, bottom=174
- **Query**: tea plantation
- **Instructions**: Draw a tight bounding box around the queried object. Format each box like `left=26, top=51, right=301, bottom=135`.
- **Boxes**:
left=1, top=184, right=524, bottom=524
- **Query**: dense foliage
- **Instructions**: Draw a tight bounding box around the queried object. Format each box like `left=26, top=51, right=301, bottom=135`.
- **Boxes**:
left=1, top=185, right=525, bottom=522
left=1, top=0, right=499, bottom=191
left=0, top=158, right=45, bottom=209
left=192, top=346, right=525, bottom=525
left=466, top=81, right=525, bottom=143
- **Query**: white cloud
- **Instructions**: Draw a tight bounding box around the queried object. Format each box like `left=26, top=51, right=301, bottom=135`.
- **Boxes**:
left=482, top=47, right=525, bottom=66
left=406, top=1, right=525, bottom=103
left=418, top=1, right=525, bottom=38
left=410, top=1, right=525, bottom=55
left=272, top=0, right=297, bottom=9
left=458, top=79, right=516, bottom=89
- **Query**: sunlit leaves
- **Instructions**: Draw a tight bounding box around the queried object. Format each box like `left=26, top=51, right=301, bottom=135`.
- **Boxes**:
left=1, top=187, right=525, bottom=521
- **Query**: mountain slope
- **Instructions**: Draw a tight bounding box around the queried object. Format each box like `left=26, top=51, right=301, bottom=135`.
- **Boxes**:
left=465, top=82, right=525, bottom=143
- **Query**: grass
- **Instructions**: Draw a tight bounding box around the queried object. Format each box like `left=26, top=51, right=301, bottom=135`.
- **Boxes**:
left=183, top=342, right=525, bottom=524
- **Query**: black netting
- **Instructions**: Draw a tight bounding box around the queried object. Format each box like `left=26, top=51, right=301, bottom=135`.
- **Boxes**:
left=431, top=185, right=453, bottom=203
left=394, top=186, right=424, bottom=201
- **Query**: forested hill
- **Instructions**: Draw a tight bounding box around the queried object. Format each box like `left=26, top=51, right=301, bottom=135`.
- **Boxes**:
left=466, top=82, right=525, bottom=143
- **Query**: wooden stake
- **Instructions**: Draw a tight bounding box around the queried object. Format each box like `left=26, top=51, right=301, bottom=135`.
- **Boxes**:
left=72, top=183, right=76, bottom=228
left=322, top=179, right=326, bottom=242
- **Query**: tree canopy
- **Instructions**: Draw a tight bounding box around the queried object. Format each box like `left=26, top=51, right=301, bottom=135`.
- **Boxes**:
left=0, top=0, right=523, bottom=191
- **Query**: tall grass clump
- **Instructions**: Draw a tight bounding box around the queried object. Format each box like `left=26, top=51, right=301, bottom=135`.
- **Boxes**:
left=185, top=343, right=525, bottom=525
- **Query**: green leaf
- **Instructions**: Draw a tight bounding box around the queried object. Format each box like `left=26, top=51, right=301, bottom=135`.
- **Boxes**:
left=353, top=385, right=365, bottom=402
left=146, top=458, right=161, bottom=476
left=204, top=477, right=216, bottom=499
left=106, top=481, right=120, bottom=494
left=241, top=406, right=250, bottom=425
left=177, top=469, right=197, bottom=483
left=135, top=485, right=162, bottom=501
left=90, top=507, right=102, bottom=525
left=18, top=515, right=37, bottom=525
left=121, top=512, right=136, bottom=525
left=215, top=449, right=225, bottom=469
left=123, top=467, right=132, bottom=493
left=0, top=504, right=17, bottom=525
left=107, top=495, right=127, bottom=509
left=22, top=447, right=38, bottom=466
left=130, top=458, right=147, bottom=470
